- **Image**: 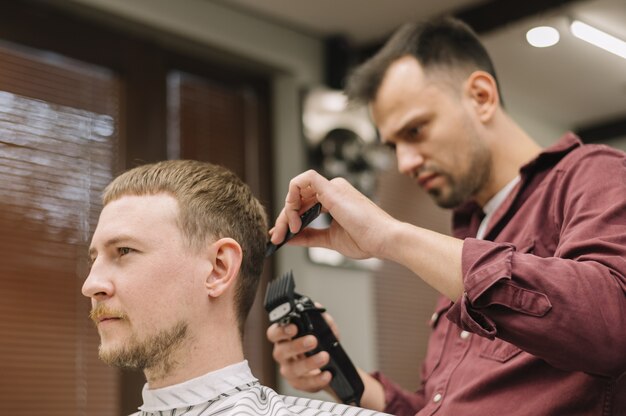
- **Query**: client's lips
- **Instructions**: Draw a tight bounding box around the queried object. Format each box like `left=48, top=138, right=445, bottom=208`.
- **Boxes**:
left=98, top=316, right=122, bottom=324
left=90, top=304, right=126, bottom=326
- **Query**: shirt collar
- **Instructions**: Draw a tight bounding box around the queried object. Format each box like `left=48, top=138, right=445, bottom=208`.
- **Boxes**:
left=519, top=131, right=582, bottom=175
left=139, top=360, right=258, bottom=412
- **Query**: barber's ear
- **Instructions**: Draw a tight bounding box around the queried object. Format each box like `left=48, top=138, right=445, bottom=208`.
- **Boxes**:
left=465, top=71, right=499, bottom=123
left=205, top=238, right=242, bottom=298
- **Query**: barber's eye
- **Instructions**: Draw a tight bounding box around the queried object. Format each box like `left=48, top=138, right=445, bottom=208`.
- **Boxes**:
left=407, top=126, right=420, bottom=138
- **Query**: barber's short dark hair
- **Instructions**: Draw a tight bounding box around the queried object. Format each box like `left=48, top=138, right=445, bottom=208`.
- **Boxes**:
left=345, top=17, right=503, bottom=104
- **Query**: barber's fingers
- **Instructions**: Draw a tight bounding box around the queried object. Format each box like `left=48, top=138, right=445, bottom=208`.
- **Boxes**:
left=266, top=303, right=338, bottom=394
left=266, top=322, right=297, bottom=343
left=272, top=333, right=318, bottom=363
left=268, top=197, right=322, bottom=245
left=268, top=207, right=289, bottom=245
left=270, top=170, right=343, bottom=246
left=279, top=350, right=330, bottom=381
left=283, top=362, right=333, bottom=393
left=284, top=170, right=331, bottom=232
left=268, top=331, right=332, bottom=392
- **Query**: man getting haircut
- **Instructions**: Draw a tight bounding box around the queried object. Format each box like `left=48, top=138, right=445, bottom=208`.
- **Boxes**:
left=84, top=160, right=390, bottom=416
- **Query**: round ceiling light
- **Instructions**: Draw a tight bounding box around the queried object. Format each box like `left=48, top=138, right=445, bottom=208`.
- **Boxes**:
left=526, top=26, right=560, bottom=48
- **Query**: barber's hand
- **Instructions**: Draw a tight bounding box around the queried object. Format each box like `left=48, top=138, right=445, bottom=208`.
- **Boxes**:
left=269, top=170, right=397, bottom=260
left=266, top=307, right=340, bottom=394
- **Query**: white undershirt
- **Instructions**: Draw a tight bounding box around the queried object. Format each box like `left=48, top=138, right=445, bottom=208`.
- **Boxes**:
left=475, top=176, right=520, bottom=240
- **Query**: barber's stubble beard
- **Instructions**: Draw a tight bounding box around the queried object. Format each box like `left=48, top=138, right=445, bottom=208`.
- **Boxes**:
left=91, top=306, right=189, bottom=378
left=428, top=130, right=492, bottom=209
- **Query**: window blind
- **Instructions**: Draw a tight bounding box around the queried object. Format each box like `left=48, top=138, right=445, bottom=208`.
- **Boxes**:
left=0, top=40, right=120, bottom=415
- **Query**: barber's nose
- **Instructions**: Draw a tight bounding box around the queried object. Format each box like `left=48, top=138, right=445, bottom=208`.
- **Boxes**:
left=396, top=143, right=424, bottom=176
left=82, top=258, right=114, bottom=300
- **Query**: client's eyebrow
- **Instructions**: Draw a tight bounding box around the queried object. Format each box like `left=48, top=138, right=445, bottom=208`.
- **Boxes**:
left=88, top=235, right=140, bottom=260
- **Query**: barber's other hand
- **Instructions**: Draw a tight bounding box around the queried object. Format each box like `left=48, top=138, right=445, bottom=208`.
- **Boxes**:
left=267, top=306, right=387, bottom=411
left=268, top=170, right=397, bottom=260
left=266, top=307, right=340, bottom=393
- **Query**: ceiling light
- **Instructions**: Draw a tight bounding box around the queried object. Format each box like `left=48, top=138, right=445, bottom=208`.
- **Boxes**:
left=526, top=26, right=560, bottom=48
left=570, top=20, right=626, bottom=60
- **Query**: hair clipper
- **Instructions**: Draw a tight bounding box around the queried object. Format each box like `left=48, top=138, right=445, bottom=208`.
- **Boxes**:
left=264, top=271, right=364, bottom=406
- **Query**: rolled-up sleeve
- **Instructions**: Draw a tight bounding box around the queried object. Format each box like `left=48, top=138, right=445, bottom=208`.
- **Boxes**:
left=446, top=148, right=626, bottom=378
left=447, top=240, right=552, bottom=339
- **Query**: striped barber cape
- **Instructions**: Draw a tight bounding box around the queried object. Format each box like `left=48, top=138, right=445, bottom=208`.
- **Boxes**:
left=130, top=361, right=391, bottom=416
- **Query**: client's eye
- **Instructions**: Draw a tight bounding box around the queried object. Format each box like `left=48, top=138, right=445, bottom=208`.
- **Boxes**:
left=118, top=247, right=133, bottom=256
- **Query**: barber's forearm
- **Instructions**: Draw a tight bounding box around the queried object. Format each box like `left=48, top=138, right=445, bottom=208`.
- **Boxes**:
left=356, top=369, right=386, bottom=412
left=381, top=221, right=464, bottom=301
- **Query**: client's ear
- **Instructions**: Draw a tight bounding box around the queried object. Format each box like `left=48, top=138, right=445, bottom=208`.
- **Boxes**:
left=205, top=238, right=242, bottom=298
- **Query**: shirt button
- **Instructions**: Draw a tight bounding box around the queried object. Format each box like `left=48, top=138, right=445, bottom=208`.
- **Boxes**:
left=460, top=330, right=471, bottom=340
left=430, top=312, right=439, bottom=323
left=433, top=393, right=443, bottom=403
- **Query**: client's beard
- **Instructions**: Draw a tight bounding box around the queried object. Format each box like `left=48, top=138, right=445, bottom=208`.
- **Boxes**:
left=90, top=305, right=188, bottom=376
left=99, top=321, right=188, bottom=375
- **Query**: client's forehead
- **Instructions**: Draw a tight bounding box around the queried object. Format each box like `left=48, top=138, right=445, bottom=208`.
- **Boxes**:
left=103, top=193, right=179, bottom=221
left=92, top=194, right=182, bottom=247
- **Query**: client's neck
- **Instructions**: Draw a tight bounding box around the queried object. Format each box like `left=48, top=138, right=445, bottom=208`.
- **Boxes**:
left=144, top=326, right=244, bottom=389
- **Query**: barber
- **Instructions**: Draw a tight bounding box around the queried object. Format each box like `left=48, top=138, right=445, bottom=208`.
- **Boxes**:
left=267, top=17, right=626, bottom=415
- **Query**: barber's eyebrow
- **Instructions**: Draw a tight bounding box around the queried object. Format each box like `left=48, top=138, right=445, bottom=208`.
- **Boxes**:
left=384, top=110, right=429, bottom=140
left=88, top=235, right=139, bottom=259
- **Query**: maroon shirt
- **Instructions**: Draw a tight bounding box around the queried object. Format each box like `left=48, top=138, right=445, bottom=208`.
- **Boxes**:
left=374, top=133, right=626, bottom=415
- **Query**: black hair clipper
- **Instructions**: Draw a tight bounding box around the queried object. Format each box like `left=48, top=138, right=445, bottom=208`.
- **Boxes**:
left=264, top=271, right=364, bottom=406
left=265, top=203, right=322, bottom=257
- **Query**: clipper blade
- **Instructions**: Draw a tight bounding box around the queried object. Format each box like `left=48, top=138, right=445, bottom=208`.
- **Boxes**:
left=264, top=271, right=296, bottom=322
